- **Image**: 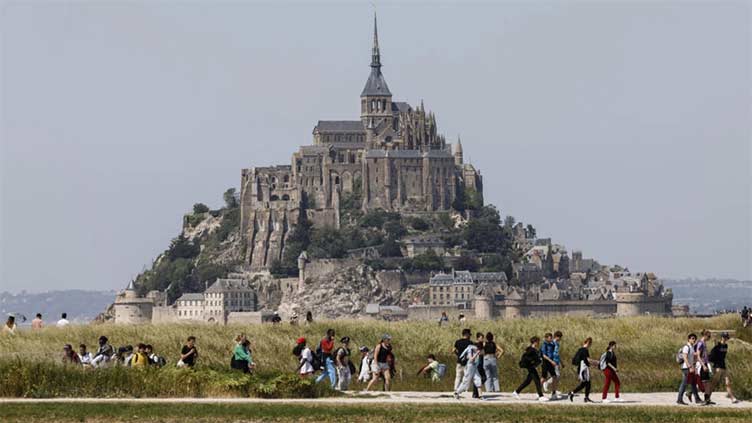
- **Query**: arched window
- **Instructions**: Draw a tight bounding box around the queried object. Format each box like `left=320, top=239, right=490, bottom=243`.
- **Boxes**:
left=270, top=195, right=279, bottom=201
left=283, top=175, right=289, bottom=183
left=282, top=194, right=290, bottom=201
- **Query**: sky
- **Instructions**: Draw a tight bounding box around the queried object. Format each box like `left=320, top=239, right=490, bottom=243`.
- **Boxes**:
left=1, top=0, right=750, bottom=293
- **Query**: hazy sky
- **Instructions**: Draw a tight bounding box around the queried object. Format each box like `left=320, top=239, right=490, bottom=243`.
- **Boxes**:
left=1, top=0, right=750, bottom=293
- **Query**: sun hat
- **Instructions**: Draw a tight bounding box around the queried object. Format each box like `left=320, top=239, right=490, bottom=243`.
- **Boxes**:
left=381, top=334, right=391, bottom=341
left=296, top=337, right=306, bottom=344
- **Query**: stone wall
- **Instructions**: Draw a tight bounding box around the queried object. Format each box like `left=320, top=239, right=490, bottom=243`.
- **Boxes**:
left=151, top=306, right=180, bottom=324
left=305, top=258, right=361, bottom=280
left=227, top=311, right=274, bottom=325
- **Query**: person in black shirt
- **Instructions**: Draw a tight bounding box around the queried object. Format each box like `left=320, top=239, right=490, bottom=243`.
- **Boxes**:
left=179, top=336, right=198, bottom=368
left=473, top=332, right=487, bottom=399
left=453, top=329, right=473, bottom=392
left=568, top=337, right=596, bottom=403
left=513, top=336, right=548, bottom=401
left=709, top=332, right=739, bottom=403
left=601, top=341, right=621, bottom=403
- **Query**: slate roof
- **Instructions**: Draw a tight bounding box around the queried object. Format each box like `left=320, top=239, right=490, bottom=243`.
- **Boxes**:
left=205, top=278, right=253, bottom=293
left=315, top=120, right=365, bottom=133
left=176, top=293, right=204, bottom=302
left=361, top=68, right=392, bottom=96
left=391, top=102, right=411, bottom=113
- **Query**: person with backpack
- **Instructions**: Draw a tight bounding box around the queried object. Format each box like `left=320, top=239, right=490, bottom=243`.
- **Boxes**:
left=335, top=336, right=354, bottom=391
left=708, top=332, right=740, bottom=404
left=365, top=334, right=393, bottom=392
left=677, top=333, right=700, bottom=405
left=541, top=331, right=564, bottom=399
left=600, top=341, right=622, bottom=403
left=357, top=346, right=372, bottom=383
left=512, top=336, right=548, bottom=401
left=482, top=332, right=504, bottom=393
left=314, top=328, right=338, bottom=388
left=452, top=329, right=474, bottom=392
left=453, top=338, right=483, bottom=399
left=293, top=337, right=315, bottom=378
left=568, top=337, right=597, bottom=403
left=130, top=343, right=150, bottom=368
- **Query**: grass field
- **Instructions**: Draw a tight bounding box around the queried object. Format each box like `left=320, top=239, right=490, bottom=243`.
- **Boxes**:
left=2, top=402, right=752, bottom=422
left=1, top=314, right=750, bottom=398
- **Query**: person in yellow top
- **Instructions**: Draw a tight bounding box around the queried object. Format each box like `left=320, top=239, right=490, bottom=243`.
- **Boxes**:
left=130, top=343, right=150, bottom=368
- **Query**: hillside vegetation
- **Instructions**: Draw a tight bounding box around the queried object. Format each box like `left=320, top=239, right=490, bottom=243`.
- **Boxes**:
left=1, top=315, right=750, bottom=399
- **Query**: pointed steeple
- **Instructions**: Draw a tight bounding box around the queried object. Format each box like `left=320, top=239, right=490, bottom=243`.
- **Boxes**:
left=361, top=12, right=391, bottom=97
left=371, top=12, right=381, bottom=69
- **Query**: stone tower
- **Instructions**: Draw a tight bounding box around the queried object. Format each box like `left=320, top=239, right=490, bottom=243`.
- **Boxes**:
left=360, top=13, right=393, bottom=145
left=454, top=136, right=463, bottom=166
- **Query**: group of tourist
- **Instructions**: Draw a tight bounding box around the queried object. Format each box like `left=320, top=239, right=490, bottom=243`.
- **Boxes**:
left=677, top=330, right=739, bottom=405
left=58, top=335, right=173, bottom=368
left=291, top=329, right=395, bottom=392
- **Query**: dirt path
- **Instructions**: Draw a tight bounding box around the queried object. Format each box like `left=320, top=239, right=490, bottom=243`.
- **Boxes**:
left=0, top=391, right=747, bottom=408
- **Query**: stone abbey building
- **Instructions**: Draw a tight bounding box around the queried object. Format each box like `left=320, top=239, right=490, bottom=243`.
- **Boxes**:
left=239, top=16, right=483, bottom=269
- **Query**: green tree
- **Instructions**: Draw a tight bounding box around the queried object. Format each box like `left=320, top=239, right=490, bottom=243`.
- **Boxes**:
left=454, top=255, right=479, bottom=272
left=408, top=217, right=430, bottom=231
left=167, top=235, right=200, bottom=260
left=309, top=227, right=347, bottom=258
left=223, top=188, right=238, bottom=209
left=410, top=250, right=445, bottom=271
left=504, top=215, right=516, bottom=228
left=193, top=203, right=210, bottom=214
left=379, top=237, right=403, bottom=257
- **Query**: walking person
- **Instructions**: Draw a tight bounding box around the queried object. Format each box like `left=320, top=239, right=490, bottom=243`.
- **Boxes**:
left=314, top=328, right=338, bottom=388
left=452, top=329, right=474, bottom=392
left=335, top=336, right=353, bottom=391
left=568, top=337, right=597, bottom=403
left=677, top=333, right=700, bottom=405
left=453, top=337, right=483, bottom=400
left=512, top=336, right=548, bottom=402
left=542, top=331, right=564, bottom=399
left=473, top=332, right=487, bottom=398
left=232, top=337, right=254, bottom=373
left=482, top=332, right=504, bottom=392
left=31, top=313, right=44, bottom=330
left=600, top=341, right=622, bottom=403
left=695, top=330, right=713, bottom=405
left=357, top=346, right=372, bottom=383
left=294, top=337, right=315, bottom=378
left=178, top=336, right=198, bottom=368
left=365, top=334, right=393, bottom=392
left=708, top=332, right=740, bottom=404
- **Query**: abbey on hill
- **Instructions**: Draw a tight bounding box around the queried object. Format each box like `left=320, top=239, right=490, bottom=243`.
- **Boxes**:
left=239, top=15, right=482, bottom=269
left=111, top=15, right=677, bottom=325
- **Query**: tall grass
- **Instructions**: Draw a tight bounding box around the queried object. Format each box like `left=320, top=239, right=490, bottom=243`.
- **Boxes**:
left=1, top=315, right=750, bottom=398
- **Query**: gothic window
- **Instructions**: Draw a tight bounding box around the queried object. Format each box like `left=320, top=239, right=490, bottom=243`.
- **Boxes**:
left=270, top=195, right=279, bottom=201
left=283, top=175, right=289, bottom=183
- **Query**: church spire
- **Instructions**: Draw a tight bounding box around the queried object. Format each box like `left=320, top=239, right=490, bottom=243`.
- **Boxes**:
left=371, top=12, right=381, bottom=69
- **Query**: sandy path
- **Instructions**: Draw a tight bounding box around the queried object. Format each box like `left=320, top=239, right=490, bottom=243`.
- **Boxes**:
left=0, top=391, right=748, bottom=408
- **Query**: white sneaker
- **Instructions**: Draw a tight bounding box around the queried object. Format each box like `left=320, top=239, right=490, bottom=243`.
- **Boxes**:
left=613, top=398, right=625, bottom=403
left=538, top=396, right=550, bottom=402
left=512, top=391, right=520, bottom=400
left=602, top=399, right=611, bottom=404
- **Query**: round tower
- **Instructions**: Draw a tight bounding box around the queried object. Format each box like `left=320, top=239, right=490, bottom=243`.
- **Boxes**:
left=474, top=293, right=493, bottom=320
left=614, top=292, right=647, bottom=317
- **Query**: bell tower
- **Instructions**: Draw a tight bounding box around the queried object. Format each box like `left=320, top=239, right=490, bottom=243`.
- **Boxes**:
left=360, top=13, right=393, bottom=138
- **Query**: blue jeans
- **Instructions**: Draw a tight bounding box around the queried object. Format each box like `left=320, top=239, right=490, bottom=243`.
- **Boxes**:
left=483, top=356, right=500, bottom=392
left=315, top=357, right=337, bottom=388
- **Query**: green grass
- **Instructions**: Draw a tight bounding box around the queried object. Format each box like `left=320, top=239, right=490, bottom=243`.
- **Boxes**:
left=1, top=402, right=751, bottom=422
left=1, top=315, right=750, bottom=398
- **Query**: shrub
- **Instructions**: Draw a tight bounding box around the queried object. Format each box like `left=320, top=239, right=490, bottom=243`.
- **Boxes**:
left=193, top=203, right=210, bottom=214
left=408, top=217, right=431, bottom=231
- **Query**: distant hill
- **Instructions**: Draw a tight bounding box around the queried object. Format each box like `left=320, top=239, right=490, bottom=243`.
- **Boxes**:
left=663, top=279, right=752, bottom=314
left=0, top=290, right=115, bottom=324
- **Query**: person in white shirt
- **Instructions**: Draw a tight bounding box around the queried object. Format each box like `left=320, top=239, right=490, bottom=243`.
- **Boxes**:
left=677, top=333, right=700, bottom=405
left=56, top=313, right=70, bottom=328
left=358, top=346, right=372, bottom=383
left=295, top=337, right=314, bottom=378
left=78, top=344, right=93, bottom=367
